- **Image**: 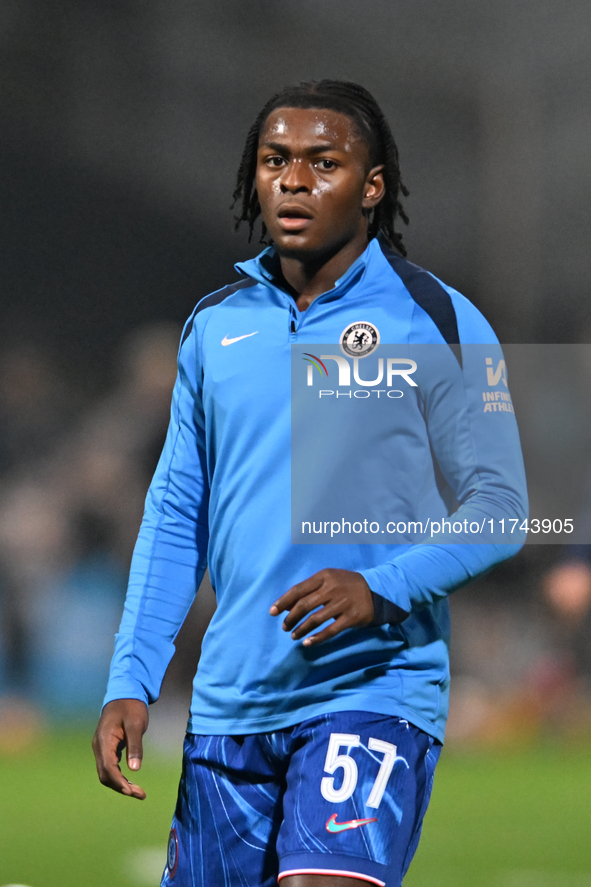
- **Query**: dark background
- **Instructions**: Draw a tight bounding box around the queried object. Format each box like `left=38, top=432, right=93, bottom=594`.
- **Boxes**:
left=2, top=0, right=590, bottom=389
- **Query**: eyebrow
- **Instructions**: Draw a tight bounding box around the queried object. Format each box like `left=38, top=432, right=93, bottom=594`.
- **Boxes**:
left=261, top=141, right=339, bottom=155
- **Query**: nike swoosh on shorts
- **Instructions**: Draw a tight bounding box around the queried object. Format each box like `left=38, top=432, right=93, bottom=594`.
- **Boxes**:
left=325, top=814, right=378, bottom=833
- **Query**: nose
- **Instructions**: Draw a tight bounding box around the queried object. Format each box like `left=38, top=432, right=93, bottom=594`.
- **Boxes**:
left=279, top=159, right=312, bottom=194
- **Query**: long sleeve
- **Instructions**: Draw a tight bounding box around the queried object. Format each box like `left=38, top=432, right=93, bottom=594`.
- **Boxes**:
left=103, top=319, right=209, bottom=706
left=360, top=340, right=528, bottom=615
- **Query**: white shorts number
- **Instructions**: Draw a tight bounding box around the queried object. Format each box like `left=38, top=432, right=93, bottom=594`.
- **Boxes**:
left=320, top=733, right=361, bottom=803
left=365, top=737, right=398, bottom=808
left=320, top=732, right=398, bottom=810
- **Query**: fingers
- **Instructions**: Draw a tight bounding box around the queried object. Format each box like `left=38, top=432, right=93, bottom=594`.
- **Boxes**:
left=287, top=595, right=342, bottom=638
left=121, top=780, right=147, bottom=800
left=301, top=616, right=351, bottom=647
left=92, top=699, right=148, bottom=800
left=270, top=573, right=323, bottom=616
left=93, top=728, right=140, bottom=797
left=125, top=715, right=146, bottom=772
left=270, top=569, right=375, bottom=646
left=281, top=587, right=329, bottom=633
left=93, top=745, right=147, bottom=800
left=293, top=601, right=369, bottom=645
left=96, top=753, right=147, bottom=800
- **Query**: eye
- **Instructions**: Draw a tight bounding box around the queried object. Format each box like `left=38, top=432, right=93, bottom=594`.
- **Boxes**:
left=316, top=158, right=337, bottom=170
left=264, top=155, right=286, bottom=168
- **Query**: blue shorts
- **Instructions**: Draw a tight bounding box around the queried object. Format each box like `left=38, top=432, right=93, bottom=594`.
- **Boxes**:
left=161, top=711, right=440, bottom=887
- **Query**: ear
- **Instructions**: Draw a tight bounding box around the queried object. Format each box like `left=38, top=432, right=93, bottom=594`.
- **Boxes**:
left=362, top=165, right=385, bottom=209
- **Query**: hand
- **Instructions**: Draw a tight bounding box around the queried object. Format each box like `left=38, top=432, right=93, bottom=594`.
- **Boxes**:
left=270, top=568, right=374, bottom=646
left=92, top=698, right=149, bottom=800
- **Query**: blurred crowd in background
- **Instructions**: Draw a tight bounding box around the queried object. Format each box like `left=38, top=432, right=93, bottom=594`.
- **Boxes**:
left=0, top=325, right=217, bottom=743
left=1, top=0, right=591, bottom=750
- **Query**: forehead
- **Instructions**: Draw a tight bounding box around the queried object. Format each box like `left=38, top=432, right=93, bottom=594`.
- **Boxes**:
left=259, top=106, right=365, bottom=151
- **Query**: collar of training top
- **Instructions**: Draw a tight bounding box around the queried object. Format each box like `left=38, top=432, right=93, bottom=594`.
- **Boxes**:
left=234, top=236, right=381, bottom=300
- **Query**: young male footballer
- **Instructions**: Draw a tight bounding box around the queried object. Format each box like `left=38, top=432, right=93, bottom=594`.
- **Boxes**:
left=93, top=80, right=527, bottom=887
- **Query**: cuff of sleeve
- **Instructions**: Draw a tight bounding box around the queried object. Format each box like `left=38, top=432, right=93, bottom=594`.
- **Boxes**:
left=359, top=564, right=412, bottom=613
left=369, top=591, right=409, bottom=626
left=102, top=678, right=149, bottom=711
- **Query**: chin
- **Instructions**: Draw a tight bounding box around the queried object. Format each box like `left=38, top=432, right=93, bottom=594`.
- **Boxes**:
left=273, top=236, right=318, bottom=259
left=276, top=235, right=354, bottom=266
left=275, top=243, right=314, bottom=260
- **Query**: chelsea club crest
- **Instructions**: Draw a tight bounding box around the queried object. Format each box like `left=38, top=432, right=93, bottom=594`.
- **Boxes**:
left=340, top=321, right=380, bottom=358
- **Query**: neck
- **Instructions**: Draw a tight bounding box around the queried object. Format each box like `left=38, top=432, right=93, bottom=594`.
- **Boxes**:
left=278, top=232, right=370, bottom=311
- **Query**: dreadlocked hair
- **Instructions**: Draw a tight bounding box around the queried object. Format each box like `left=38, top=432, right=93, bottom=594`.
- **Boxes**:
left=232, top=80, right=409, bottom=256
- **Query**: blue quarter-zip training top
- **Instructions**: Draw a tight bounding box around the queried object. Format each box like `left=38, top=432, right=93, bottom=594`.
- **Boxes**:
left=103, top=237, right=527, bottom=742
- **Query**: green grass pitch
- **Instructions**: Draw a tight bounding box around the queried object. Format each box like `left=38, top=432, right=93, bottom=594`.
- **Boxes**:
left=1, top=731, right=590, bottom=886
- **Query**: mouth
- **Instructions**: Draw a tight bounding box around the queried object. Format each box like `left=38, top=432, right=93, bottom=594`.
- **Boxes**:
left=277, top=205, right=313, bottom=232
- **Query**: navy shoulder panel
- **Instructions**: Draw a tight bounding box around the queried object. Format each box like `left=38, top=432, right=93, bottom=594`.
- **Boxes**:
left=380, top=243, right=462, bottom=366
left=380, top=244, right=460, bottom=347
left=181, top=278, right=255, bottom=344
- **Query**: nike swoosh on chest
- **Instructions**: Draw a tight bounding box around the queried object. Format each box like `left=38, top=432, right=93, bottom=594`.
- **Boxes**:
left=221, top=332, right=259, bottom=346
